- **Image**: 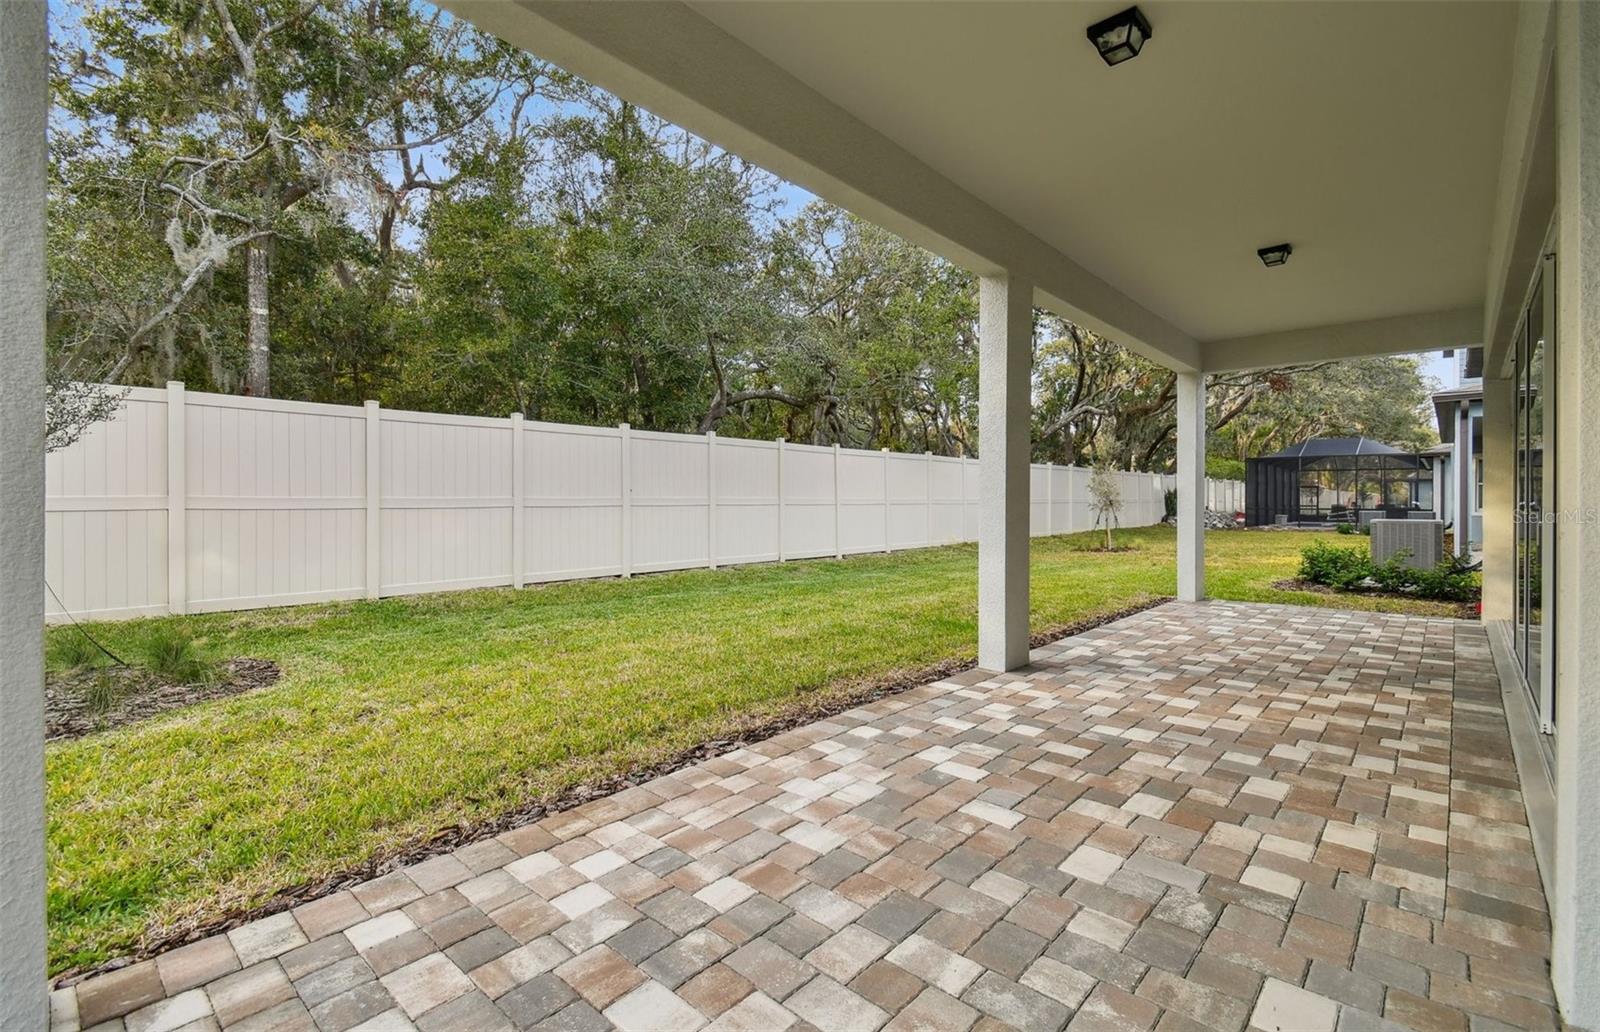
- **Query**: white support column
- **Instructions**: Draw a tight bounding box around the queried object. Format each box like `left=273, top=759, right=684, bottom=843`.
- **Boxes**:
left=1552, top=4, right=1600, bottom=1023
left=1175, top=370, right=1207, bottom=602
left=364, top=401, right=381, bottom=600
left=510, top=413, right=525, bottom=589
left=167, top=382, right=188, bottom=615
left=0, top=1, right=48, bottom=1024
left=707, top=432, right=718, bottom=569
left=619, top=423, right=632, bottom=578
left=977, top=275, right=1031, bottom=672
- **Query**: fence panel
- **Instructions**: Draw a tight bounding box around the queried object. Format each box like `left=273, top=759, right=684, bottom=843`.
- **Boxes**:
left=837, top=449, right=888, bottom=555
left=44, top=383, right=1242, bottom=620
left=630, top=430, right=711, bottom=574
left=380, top=411, right=511, bottom=597
left=45, top=386, right=168, bottom=620
left=781, top=442, right=837, bottom=560
left=524, top=423, right=625, bottom=583
left=185, top=393, right=366, bottom=613
left=928, top=456, right=965, bottom=545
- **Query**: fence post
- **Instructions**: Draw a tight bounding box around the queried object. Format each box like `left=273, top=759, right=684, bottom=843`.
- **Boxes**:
left=882, top=447, right=891, bottom=553
left=511, top=412, right=525, bottom=589
left=833, top=443, right=843, bottom=559
left=776, top=437, right=786, bottom=561
left=365, top=400, right=381, bottom=600
left=1046, top=462, right=1054, bottom=536
left=925, top=452, right=934, bottom=546
left=960, top=454, right=969, bottom=542
left=166, top=381, right=187, bottom=615
left=619, top=423, right=632, bottom=578
left=707, top=431, right=717, bottom=569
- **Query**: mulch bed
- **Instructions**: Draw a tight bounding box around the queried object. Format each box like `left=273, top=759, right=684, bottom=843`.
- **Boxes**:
left=46, top=658, right=280, bottom=742
left=55, top=595, right=1172, bottom=985
left=1271, top=578, right=1479, bottom=619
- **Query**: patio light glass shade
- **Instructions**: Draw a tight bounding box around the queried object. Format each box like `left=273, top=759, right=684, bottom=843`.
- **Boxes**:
left=1086, top=7, right=1152, bottom=66
left=1257, top=243, right=1293, bottom=267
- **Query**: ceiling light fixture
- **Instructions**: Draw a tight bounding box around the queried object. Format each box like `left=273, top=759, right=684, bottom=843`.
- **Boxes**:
left=1257, top=243, right=1293, bottom=268
left=1086, top=7, right=1153, bottom=67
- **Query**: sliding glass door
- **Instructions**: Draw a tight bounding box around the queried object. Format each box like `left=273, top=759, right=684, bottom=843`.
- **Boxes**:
left=1513, top=257, right=1554, bottom=732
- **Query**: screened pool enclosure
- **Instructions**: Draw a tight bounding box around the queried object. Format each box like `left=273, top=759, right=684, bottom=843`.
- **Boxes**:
left=1244, top=437, right=1433, bottom=527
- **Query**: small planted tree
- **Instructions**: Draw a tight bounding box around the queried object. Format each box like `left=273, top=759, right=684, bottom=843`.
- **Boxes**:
left=1088, top=462, right=1123, bottom=550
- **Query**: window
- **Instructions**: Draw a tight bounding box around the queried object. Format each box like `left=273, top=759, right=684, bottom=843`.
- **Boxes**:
left=1474, top=456, right=1483, bottom=512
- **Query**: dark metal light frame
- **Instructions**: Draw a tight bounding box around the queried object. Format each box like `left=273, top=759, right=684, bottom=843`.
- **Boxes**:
left=1086, top=7, right=1153, bottom=67
left=1257, top=243, right=1294, bottom=267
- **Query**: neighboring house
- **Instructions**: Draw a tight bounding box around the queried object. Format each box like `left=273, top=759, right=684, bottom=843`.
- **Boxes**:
left=1431, top=349, right=1486, bottom=555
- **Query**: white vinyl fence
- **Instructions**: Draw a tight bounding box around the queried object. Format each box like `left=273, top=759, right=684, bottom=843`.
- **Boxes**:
left=44, top=384, right=1243, bottom=621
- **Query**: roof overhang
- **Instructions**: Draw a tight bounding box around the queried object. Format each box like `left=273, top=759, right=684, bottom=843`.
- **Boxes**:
left=446, top=1, right=1522, bottom=373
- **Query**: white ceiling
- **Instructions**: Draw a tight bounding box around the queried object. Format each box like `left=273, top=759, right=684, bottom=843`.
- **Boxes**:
left=690, top=1, right=1517, bottom=343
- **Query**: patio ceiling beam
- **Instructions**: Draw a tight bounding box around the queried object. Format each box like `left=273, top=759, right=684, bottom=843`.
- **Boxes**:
left=444, top=0, right=1201, bottom=373
left=1199, top=306, right=1484, bottom=373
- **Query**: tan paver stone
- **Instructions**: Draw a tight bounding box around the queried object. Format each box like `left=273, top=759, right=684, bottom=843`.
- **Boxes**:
left=602, top=981, right=707, bottom=1032
left=155, top=936, right=240, bottom=995
left=292, top=890, right=370, bottom=942
left=786, top=975, right=889, bottom=1032
left=703, top=990, right=795, bottom=1032
left=554, top=946, right=646, bottom=1010
left=377, top=954, right=473, bottom=1019
left=124, top=987, right=212, bottom=1032
left=205, top=961, right=296, bottom=1027
left=229, top=913, right=308, bottom=968
left=1249, top=977, right=1338, bottom=1032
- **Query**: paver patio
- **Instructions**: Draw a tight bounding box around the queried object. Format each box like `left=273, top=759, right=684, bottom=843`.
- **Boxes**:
left=52, top=601, right=1555, bottom=1032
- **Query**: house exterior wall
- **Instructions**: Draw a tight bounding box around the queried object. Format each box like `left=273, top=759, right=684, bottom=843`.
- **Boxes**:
left=1549, top=0, right=1600, bottom=1014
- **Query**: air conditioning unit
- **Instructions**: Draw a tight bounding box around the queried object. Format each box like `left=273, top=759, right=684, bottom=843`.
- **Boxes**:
left=1371, top=519, right=1443, bottom=570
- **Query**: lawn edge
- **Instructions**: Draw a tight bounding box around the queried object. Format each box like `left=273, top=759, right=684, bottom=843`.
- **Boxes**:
left=54, top=594, right=1173, bottom=986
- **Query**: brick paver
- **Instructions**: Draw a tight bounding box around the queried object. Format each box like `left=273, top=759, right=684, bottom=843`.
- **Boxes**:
left=53, top=602, right=1556, bottom=1031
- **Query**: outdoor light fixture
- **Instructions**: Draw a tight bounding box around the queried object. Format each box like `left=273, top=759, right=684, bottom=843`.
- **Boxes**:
left=1086, top=7, right=1153, bottom=67
left=1257, top=243, right=1293, bottom=267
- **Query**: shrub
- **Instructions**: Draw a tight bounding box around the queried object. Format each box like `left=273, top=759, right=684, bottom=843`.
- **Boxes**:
left=47, top=632, right=106, bottom=675
left=1411, top=561, right=1479, bottom=602
left=1163, top=488, right=1177, bottom=520
left=1299, top=542, right=1479, bottom=601
left=141, top=628, right=218, bottom=685
left=1335, top=522, right=1355, bottom=535
left=1299, top=542, right=1374, bottom=590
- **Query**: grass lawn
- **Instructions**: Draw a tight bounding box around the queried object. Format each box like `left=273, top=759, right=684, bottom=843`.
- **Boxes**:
left=45, top=525, right=1462, bottom=972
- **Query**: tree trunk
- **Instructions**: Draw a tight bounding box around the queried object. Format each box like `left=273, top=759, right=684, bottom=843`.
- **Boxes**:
left=245, top=238, right=270, bottom=396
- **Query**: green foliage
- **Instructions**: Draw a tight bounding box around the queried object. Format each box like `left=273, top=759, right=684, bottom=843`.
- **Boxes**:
left=1299, top=542, right=1375, bottom=590
left=140, top=628, right=217, bottom=686
left=1163, top=488, right=1178, bottom=520
left=1299, top=542, right=1478, bottom=601
left=78, top=670, right=121, bottom=718
left=47, top=631, right=106, bottom=674
left=1205, top=456, right=1246, bottom=480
